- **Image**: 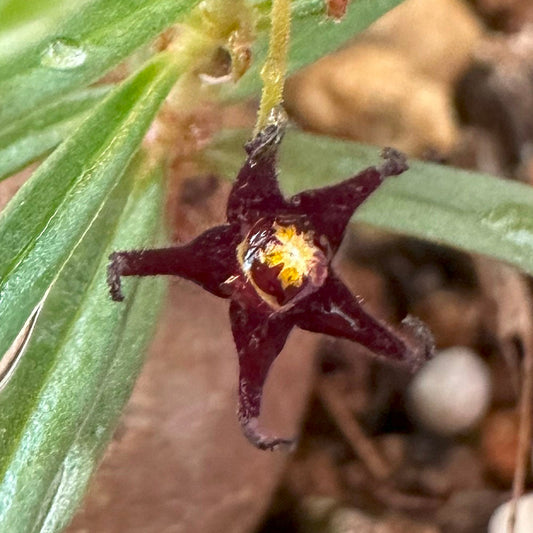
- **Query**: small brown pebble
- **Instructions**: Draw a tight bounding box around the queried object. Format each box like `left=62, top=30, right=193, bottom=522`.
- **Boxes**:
left=301, top=501, right=441, bottom=533
left=473, top=0, right=533, bottom=32
left=376, top=434, right=407, bottom=472
left=436, top=489, right=508, bottom=533
left=378, top=513, right=441, bottom=533
left=481, top=409, right=520, bottom=485
left=329, top=507, right=377, bottom=533
left=455, top=26, right=533, bottom=176
left=411, top=289, right=482, bottom=348
left=416, top=446, right=485, bottom=497
left=286, top=447, right=344, bottom=499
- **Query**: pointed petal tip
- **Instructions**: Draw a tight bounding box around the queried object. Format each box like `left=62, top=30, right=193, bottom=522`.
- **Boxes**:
left=379, top=147, right=409, bottom=176
left=107, top=253, right=125, bottom=302
left=400, top=315, right=435, bottom=372
left=240, top=416, right=296, bottom=452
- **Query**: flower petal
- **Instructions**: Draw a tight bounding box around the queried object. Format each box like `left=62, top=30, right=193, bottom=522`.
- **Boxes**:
left=293, top=274, right=433, bottom=369
left=229, top=298, right=296, bottom=450
left=288, top=148, right=408, bottom=253
left=108, top=224, right=241, bottom=301
left=226, top=124, right=288, bottom=231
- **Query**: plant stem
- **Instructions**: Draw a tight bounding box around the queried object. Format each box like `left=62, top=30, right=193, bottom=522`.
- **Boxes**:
left=255, top=0, right=291, bottom=134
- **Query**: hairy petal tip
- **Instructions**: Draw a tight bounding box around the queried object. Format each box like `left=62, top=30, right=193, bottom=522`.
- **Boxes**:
left=379, top=147, right=409, bottom=176
left=107, top=253, right=125, bottom=302
left=400, top=315, right=436, bottom=371
left=239, top=415, right=296, bottom=451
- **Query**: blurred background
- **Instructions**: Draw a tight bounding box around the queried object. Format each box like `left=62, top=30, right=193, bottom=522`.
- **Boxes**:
left=59, top=0, right=533, bottom=531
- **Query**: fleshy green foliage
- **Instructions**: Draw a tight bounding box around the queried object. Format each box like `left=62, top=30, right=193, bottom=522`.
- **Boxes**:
left=205, top=129, right=533, bottom=277
left=0, top=156, right=165, bottom=532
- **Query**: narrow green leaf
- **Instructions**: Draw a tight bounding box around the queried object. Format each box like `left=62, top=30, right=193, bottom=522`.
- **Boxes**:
left=0, top=0, right=81, bottom=31
left=226, top=0, right=404, bottom=99
left=38, top=271, right=164, bottom=533
left=0, top=86, right=110, bottom=181
left=0, top=156, right=164, bottom=533
left=0, top=0, right=201, bottom=124
left=0, top=156, right=135, bottom=476
left=0, top=53, right=181, bottom=365
left=203, top=129, right=533, bottom=276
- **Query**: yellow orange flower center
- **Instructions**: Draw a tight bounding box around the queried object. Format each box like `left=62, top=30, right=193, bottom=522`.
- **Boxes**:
left=258, top=223, right=317, bottom=289
left=238, top=219, right=328, bottom=308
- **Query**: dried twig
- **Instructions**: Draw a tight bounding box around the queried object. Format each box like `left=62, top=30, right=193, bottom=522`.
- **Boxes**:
left=508, top=336, right=533, bottom=533
left=475, top=258, right=533, bottom=533
left=318, top=378, right=392, bottom=480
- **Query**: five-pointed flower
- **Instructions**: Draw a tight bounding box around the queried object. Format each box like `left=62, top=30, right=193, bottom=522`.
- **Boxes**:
left=107, top=122, right=434, bottom=451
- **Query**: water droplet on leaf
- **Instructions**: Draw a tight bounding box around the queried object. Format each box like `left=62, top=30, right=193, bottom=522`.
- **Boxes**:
left=482, top=203, right=533, bottom=248
left=40, top=38, right=87, bottom=70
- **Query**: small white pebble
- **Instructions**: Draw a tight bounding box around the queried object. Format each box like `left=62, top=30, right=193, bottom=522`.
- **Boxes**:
left=489, top=494, right=533, bottom=533
left=408, top=346, right=491, bottom=436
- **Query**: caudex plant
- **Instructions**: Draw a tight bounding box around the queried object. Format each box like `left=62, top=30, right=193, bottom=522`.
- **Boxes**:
left=1, top=0, right=533, bottom=531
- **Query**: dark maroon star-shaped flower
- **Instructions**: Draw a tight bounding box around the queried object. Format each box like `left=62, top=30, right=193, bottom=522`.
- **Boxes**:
left=108, top=122, right=434, bottom=451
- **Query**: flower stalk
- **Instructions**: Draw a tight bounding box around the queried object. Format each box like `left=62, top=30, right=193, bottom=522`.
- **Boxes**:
left=255, top=0, right=292, bottom=133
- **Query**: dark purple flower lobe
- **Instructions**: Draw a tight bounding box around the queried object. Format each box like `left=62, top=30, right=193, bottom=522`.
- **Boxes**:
left=108, top=224, right=241, bottom=301
left=288, top=148, right=408, bottom=253
left=229, top=298, right=296, bottom=450
left=291, top=274, right=433, bottom=370
left=226, top=124, right=288, bottom=232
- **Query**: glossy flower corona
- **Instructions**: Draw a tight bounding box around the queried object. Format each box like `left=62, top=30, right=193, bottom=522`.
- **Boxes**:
left=237, top=218, right=328, bottom=307
left=107, top=122, right=434, bottom=451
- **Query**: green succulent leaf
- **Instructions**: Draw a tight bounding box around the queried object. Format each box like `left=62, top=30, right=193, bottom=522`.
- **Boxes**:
left=0, top=86, right=110, bottom=181
left=0, top=0, right=201, bottom=125
left=0, top=53, right=181, bottom=367
left=0, top=154, right=165, bottom=533
left=225, top=0, right=403, bottom=99
left=204, top=128, right=533, bottom=276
